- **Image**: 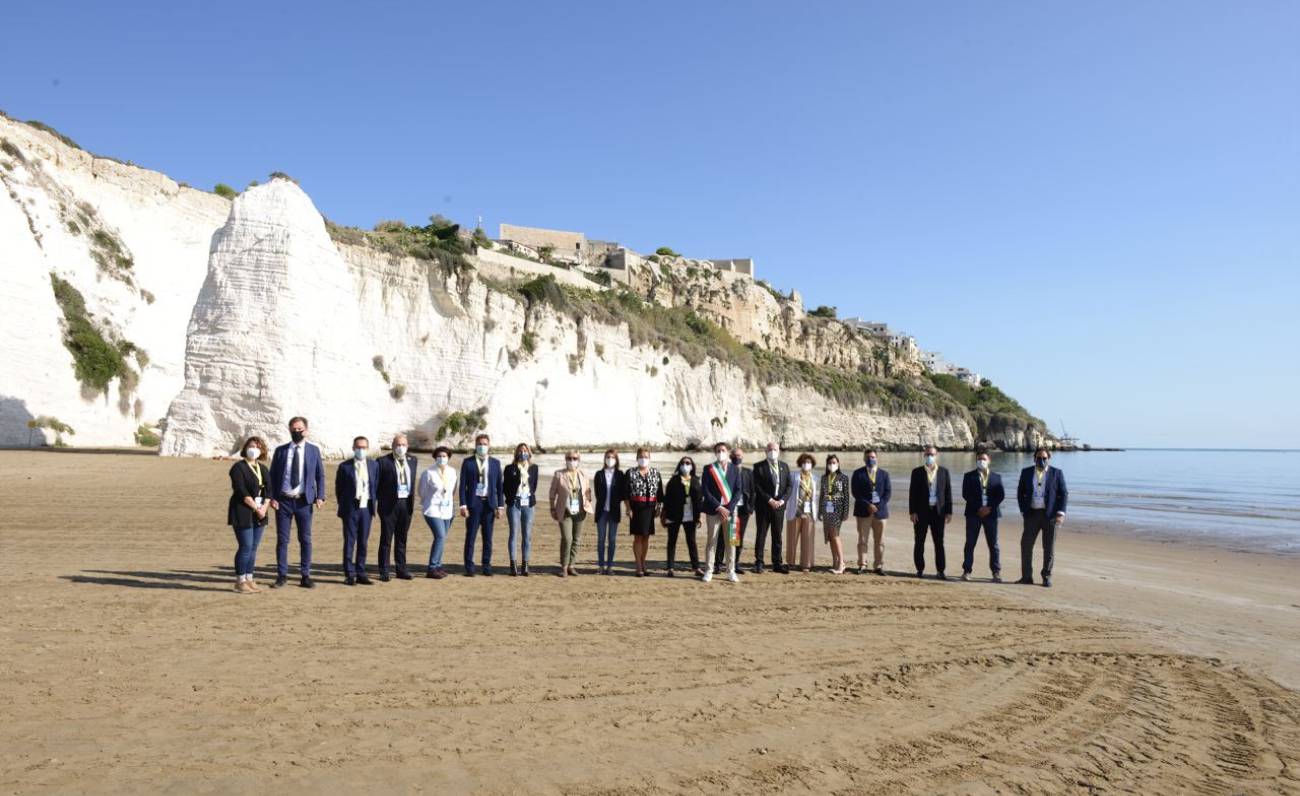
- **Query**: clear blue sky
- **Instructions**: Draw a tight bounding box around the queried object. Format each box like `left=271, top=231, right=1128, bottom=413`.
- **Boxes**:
left=5, top=1, right=1297, bottom=448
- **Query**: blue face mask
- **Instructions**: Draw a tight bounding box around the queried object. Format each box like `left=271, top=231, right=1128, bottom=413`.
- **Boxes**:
left=520, top=452, right=530, bottom=460
left=353, top=448, right=366, bottom=461
left=1035, top=457, right=1048, bottom=468
left=867, top=458, right=877, bottom=467
left=924, top=455, right=936, bottom=466
left=476, top=445, right=489, bottom=456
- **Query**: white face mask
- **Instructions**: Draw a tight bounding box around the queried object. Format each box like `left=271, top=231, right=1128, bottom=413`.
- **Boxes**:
left=353, top=448, right=367, bottom=461
left=436, top=456, right=448, bottom=467
left=716, top=452, right=728, bottom=464
left=680, top=464, right=693, bottom=475
left=637, top=457, right=650, bottom=468
left=475, top=444, right=489, bottom=456
left=828, top=463, right=839, bottom=473
left=976, top=459, right=989, bottom=471
left=394, top=445, right=407, bottom=457
left=605, top=457, right=616, bottom=468
left=766, top=450, right=779, bottom=461
left=801, top=462, right=812, bottom=472
left=244, top=447, right=260, bottom=460
left=567, top=459, right=580, bottom=470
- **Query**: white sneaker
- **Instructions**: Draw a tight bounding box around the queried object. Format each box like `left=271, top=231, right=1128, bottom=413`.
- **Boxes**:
left=702, top=570, right=713, bottom=583
left=727, top=571, right=739, bottom=583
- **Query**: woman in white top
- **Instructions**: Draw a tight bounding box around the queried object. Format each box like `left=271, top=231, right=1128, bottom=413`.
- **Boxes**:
left=418, top=445, right=458, bottom=579
left=785, top=453, right=820, bottom=572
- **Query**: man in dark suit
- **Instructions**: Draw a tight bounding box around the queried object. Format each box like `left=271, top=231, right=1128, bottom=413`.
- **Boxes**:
left=714, top=446, right=755, bottom=574
left=1016, top=447, right=1068, bottom=587
left=336, top=436, right=380, bottom=586
left=458, top=432, right=504, bottom=576
left=268, top=416, right=326, bottom=589
left=851, top=449, right=892, bottom=574
left=961, top=449, right=1005, bottom=581
left=751, top=442, right=791, bottom=574
left=376, top=433, right=418, bottom=581
left=700, top=441, right=743, bottom=583
left=908, top=445, right=953, bottom=579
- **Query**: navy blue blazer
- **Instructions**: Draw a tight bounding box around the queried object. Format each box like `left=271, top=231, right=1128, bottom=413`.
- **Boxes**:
left=961, top=470, right=1005, bottom=517
left=459, top=456, right=505, bottom=509
left=850, top=467, right=892, bottom=519
left=269, top=441, right=326, bottom=503
left=700, top=461, right=741, bottom=515
left=1016, top=465, right=1068, bottom=515
left=335, top=459, right=380, bottom=518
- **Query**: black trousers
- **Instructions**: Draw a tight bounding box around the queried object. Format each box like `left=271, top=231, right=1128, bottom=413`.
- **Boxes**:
left=378, top=500, right=412, bottom=575
left=714, top=511, right=750, bottom=569
left=912, top=507, right=946, bottom=574
left=665, top=521, right=699, bottom=570
left=752, top=506, right=785, bottom=567
left=1020, top=510, right=1056, bottom=579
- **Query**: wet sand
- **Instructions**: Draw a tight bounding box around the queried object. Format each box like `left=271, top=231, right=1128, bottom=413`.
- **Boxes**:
left=2, top=450, right=1298, bottom=793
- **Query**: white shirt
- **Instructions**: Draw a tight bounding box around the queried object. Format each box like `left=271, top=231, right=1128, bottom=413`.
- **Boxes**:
left=420, top=465, right=458, bottom=520
left=281, top=442, right=307, bottom=497
left=354, top=460, right=370, bottom=507
left=1031, top=467, right=1048, bottom=510
left=603, top=468, right=615, bottom=511
left=926, top=467, right=939, bottom=507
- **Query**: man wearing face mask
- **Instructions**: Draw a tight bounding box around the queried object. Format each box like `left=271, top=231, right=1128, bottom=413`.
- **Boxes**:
left=751, top=442, right=791, bottom=574
left=335, top=436, right=379, bottom=586
left=701, top=442, right=743, bottom=583
left=458, top=433, right=505, bottom=576
left=908, top=445, right=953, bottom=579
left=961, top=449, right=1005, bottom=581
left=268, top=416, right=326, bottom=589
left=1016, top=447, right=1068, bottom=587
left=375, top=433, right=418, bottom=581
left=851, top=449, right=892, bottom=575
left=714, top=446, right=754, bottom=575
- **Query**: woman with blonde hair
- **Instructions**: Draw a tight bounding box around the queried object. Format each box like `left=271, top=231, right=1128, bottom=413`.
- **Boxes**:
left=227, top=435, right=271, bottom=593
left=503, top=442, right=539, bottom=576
left=820, top=453, right=851, bottom=573
left=548, top=450, right=594, bottom=576
left=785, top=452, right=820, bottom=572
left=624, top=447, right=663, bottom=577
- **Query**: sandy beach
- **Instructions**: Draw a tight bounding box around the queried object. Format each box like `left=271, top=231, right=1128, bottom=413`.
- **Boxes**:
left=2, top=450, right=1297, bottom=794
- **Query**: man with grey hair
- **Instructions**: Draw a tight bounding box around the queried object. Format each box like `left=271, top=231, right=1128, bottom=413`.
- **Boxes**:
left=751, top=441, right=791, bottom=574
left=376, top=433, right=419, bottom=581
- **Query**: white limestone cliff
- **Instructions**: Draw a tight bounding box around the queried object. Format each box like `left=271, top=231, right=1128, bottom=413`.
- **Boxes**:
left=161, top=179, right=975, bottom=456
left=0, top=116, right=229, bottom=446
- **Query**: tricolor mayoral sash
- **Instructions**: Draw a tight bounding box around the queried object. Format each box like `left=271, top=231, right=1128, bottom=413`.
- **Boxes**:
left=708, top=463, right=740, bottom=546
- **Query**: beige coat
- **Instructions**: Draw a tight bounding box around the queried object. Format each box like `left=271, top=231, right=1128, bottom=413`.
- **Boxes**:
left=548, top=467, right=595, bottom=521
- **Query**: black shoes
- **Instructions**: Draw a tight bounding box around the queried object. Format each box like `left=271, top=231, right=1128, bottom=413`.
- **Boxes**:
left=482, top=567, right=494, bottom=577
left=396, top=571, right=413, bottom=580
left=271, top=576, right=288, bottom=589
left=299, top=576, right=315, bottom=589
left=752, top=563, right=764, bottom=574
left=992, top=573, right=1003, bottom=583
left=916, top=571, right=924, bottom=578
left=379, top=572, right=391, bottom=582
left=776, top=565, right=790, bottom=574
left=357, top=575, right=373, bottom=585
left=1042, top=576, right=1052, bottom=588
left=1015, top=577, right=1034, bottom=585
left=937, top=573, right=948, bottom=581
left=345, top=576, right=356, bottom=586
left=426, top=570, right=438, bottom=579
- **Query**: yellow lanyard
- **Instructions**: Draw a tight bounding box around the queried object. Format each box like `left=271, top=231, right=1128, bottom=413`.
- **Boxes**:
left=247, top=461, right=264, bottom=491
left=979, top=470, right=989, bottom=490
left=396, top=455, right=406, bottom=485
left=868, top=467, right=876, bottom=488
left=1035, top=467, right=1047, bottom=487
left=926, top=466, right=937, bottom=485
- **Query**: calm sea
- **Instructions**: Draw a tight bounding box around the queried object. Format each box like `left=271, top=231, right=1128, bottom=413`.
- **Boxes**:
left=523, top=448, right=1300, bottom=555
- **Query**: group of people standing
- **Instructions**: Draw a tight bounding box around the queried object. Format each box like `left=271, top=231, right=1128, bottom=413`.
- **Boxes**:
left=226, top=417, right=1068, bottom=593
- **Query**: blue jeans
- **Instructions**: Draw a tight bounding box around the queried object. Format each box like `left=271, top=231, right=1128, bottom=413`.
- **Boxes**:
left=963, top=514, right=1000, bottom=574
left=233, top=525, right=265, bottom=576
left=424, top=515, right=451, bottom=570
left=507, top=501, right=535, bottom=562
left=596, top=514, right=619, bottom=568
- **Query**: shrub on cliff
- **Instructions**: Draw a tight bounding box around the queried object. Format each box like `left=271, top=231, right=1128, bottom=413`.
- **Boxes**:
left=809, top=305, right=838, bottom=319
left=49, top=274, right=137, bottom=394
left=655, top=246, right=681, bottom=257
left=213, top=183, right=237, bottom=199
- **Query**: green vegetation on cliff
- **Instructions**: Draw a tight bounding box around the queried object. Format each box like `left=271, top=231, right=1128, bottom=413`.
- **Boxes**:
left=49, top=273, right=140, bottom=394
left=928, top=373, right=1047, bottom=439
left=326, top=216, right=469, bottom=273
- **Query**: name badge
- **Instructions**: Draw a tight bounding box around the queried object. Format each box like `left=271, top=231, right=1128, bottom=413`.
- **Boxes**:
left=568, top=498, right=580, bottom=515
left=870, top=490, right=879, bottom=503
left=438, top=497, right=452, bottom=509
left=359, top=496, right=368, bottom=508
left=254, top=496, right=264, bottom=508
left=803, top=501, right=813, bottom=515
left=736, top=493, right=744, bottom=506
left=476, top=481, right=488, bottom=498
left=397, top=485, right=410, bottom=499
left=823, top=500, right=835, bottom=515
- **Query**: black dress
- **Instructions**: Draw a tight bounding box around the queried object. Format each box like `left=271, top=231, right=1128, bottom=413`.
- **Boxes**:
left=625, top=467, right=663, bottom=536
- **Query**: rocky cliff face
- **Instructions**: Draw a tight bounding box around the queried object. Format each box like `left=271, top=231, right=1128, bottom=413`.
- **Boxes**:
left=162, top=180, right=975, bottom=456
left=0, top=117, right=229, bottom=446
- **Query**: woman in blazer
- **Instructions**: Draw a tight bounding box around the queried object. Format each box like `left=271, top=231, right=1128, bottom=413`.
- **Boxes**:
left=624, top=447, right=664, bottom=577
left=418, top=446, right=458, bottom=579
left=593, top=448, right=628, bottom=575
left=819, top=454, right=851, bottom=573
left=503, top=443, right=540, bottom=576
left=785, top=453, right=820, bottom=572
left=228, top=435, right=271, bottom=594
left=661, top=456, right=703, bottom=577
left=549, top=451, right=594, bottom=577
